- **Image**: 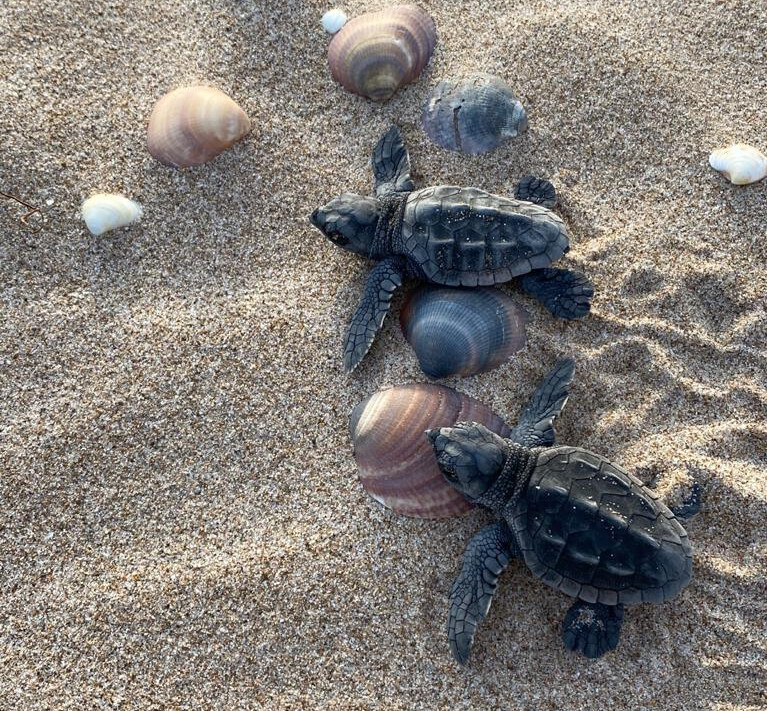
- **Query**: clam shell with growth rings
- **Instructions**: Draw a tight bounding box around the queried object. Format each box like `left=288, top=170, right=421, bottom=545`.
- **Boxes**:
left=147, top=86, right=251, bottom=168
left=422, top=73, right=528, bottom=154
left=400, top=286, right=528, bottom=379
left=350, top=384, right=511, bottom=518
left=327, top=4, right=437, bottom=101
left=81, top=193, right=143, bottom=236
left=709, top=143, right=767, bottom=185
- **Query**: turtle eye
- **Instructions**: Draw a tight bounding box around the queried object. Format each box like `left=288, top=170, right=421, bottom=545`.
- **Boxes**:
left=440, top=466, right=458, bottom=482
left=332, top=233, right=349, bottom=246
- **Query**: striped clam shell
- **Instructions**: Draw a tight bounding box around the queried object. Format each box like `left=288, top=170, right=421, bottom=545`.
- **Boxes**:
left=422, top=73, right=528, bottom=154
left=147, top=86, right=251, bottom=168
left=327, top=5, right=437, bottom=102
left=400, top=286, right=528, bottom=378
left=350, top=383, right=511, bottom=518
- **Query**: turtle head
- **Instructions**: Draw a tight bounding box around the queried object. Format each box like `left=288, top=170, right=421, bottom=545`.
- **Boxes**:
left=310, top=193, right=379, bottom=256
left=426, top=422, right=507, bottom=501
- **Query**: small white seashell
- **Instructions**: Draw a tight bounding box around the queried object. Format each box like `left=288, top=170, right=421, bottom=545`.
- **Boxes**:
left=709, top=143, right=767, bottom=185
left=81, top=193, right=142, bottom=236
left=322, top=8, right=348, bottom=34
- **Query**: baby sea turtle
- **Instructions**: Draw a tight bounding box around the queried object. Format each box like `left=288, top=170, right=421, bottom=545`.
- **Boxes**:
left=426, top=420, right=700, bottom=663
left=310, top=127, right=594, bottom=371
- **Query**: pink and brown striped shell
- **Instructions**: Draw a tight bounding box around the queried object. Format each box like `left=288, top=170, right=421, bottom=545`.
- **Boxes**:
left=327, top=5, right=437, bottom=102
left=349, top=383, right=511, bottom=518
left=147, top=86, right=251, bottom=167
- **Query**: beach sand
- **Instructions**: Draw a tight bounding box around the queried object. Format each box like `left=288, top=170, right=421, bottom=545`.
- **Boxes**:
left=1, top=0, right=766, bottom=708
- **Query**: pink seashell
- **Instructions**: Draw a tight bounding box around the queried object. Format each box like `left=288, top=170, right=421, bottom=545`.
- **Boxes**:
left=350, top=383, right=511, bottom=518
left=147, top=86, right=251, bottom=167
left=327, top=5, right=437, bottom=102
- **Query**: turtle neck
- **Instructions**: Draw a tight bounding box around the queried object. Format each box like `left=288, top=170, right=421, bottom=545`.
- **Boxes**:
left=475, top=442, right=537, bottom=515
left=369, top=192, right=408, bottom=259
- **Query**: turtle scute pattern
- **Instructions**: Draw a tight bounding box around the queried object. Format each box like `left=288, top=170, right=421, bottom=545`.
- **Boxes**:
left=399, top=186, right=570, bottom=287
left=512, top=447, right=693, bottom=606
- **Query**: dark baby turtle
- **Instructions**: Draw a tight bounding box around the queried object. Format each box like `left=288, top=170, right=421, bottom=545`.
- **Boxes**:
left=310, top=126, right=594, bottom=371
left=426, top=413, right=700, bottom=663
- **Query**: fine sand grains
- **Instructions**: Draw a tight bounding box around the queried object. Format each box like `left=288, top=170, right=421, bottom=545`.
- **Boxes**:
left=1, top=1, right=766, bottom=709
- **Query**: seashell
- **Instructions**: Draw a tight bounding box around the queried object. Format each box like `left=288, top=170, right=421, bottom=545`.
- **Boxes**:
left=147, top=86, right=251, bottom=167
left=709, top=143, right=767, bottom=185
left=400, top=286, right=528, bottom=378
left=350, top=383, right=511, bottom=518
left=327, top=4, right=437, bottom=102
left=81, top=193, right=142, bottom=235
left=422, top=73, right=528, bottom=154
left=322, top=8, right=348, bottom=34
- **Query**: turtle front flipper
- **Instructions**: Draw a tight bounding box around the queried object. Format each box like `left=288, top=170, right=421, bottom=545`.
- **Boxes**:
left=514, top=175, right=557, bottom=208
left=448, top=521, right=517, bottom=665
left=562, top=601, right=625, bottom=658
left=372, top=126, right=415, bottom=197
left=520, top=267, right=594, bottom=319
left=343, top=256, right=407, bottom=372
left=509, top=358, right=575, bottom=447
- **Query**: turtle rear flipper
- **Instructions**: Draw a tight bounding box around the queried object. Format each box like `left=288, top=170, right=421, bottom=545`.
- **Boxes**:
left=645, top=477, right=702, bottom=520
left=520, top=267, right=594, bottom=319
left=509, top=359, right=575, bottom=447
left=373, top=126, right=414, bottom=197
left=514, top=175, right=556, bottom=208
left=671, top=482, right=702, bottom=520
left=343, top=256, right=406, bottom=372
left=562, top=601, right=624, bottom=658
left=448, top=521, right=517, bottom=665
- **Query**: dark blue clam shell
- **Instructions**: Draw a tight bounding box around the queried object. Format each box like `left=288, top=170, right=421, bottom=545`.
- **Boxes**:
left=400, top=286, right=528, bottom=378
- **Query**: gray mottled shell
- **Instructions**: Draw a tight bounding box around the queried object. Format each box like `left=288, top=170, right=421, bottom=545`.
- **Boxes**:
left=350, top=384, right=511, bottom=518
left=327, top=4, right=437, bottom=101
left=400, top=286, right=528, bottom=378
left=422, top=73, right=528, bottom=154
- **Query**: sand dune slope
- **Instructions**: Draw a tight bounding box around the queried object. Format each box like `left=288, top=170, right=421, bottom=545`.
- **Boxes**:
left=1, top=1, right=765, bottom=709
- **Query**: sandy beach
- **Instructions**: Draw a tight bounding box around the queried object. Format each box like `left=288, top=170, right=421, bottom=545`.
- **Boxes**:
left=1, top=0, right=766, bottom=708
